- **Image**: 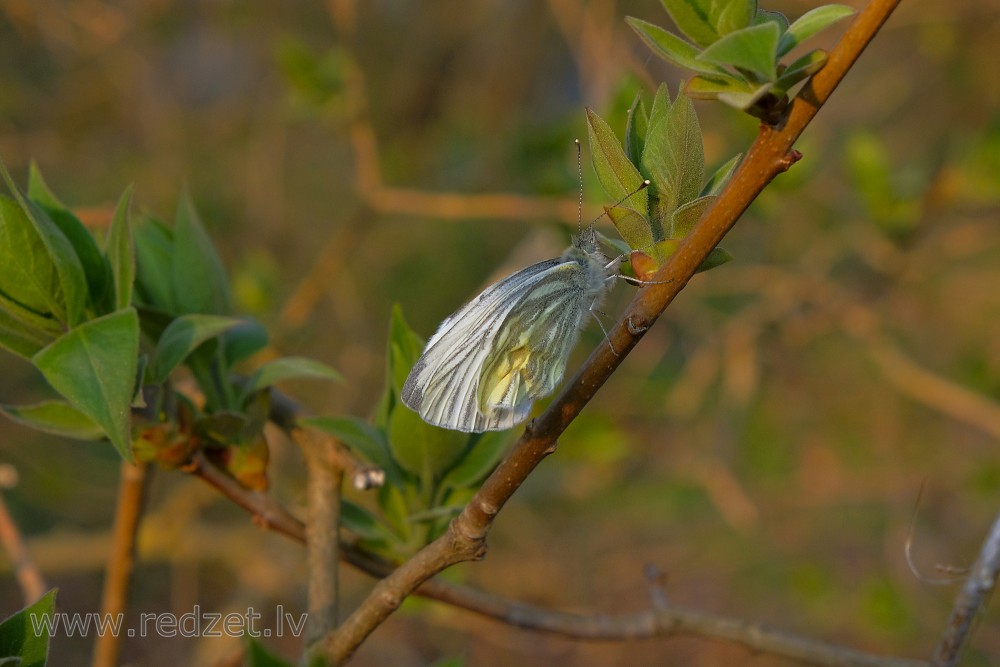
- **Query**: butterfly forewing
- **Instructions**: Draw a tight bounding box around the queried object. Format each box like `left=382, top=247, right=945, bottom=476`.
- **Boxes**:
left=401, top=240, right=611, bottom=433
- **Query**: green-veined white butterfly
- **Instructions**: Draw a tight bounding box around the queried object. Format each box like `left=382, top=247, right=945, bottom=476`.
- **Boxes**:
left=401, top=225, right=625, bottom=432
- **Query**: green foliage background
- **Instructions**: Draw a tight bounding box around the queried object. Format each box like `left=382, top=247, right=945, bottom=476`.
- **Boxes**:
left=0, top=1, right=999, bottom=665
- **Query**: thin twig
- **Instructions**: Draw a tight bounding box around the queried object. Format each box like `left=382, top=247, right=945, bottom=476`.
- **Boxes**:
left=294, top=429, right=344, bottom=650
left=187, top=449, right=927, bottom=666
left=931, top=508, right=1000, bottom=666
left=318, top=1, right=903, bottom=661
left=0, top=488, right=48, bottom=604
left=92, top=460, right=149, bottom=667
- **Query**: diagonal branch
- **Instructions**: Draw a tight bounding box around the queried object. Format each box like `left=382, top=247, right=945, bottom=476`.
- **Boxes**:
left=91, top=460, right=149, bottom=667
left=931, top=507, right=1000, bottom=666
left=318, top=0, right=904, bottom=662
left=188, top=449, right=927, bottom=667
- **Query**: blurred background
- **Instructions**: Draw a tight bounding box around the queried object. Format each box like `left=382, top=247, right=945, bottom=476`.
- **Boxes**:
left=1, top=0, right=999, bottom=665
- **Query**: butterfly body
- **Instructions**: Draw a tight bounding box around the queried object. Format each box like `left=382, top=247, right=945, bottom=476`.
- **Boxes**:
left=402, top=233, right=611, bottom=432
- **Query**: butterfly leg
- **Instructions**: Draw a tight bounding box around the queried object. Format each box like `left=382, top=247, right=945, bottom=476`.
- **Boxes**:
left=588, top=301, right=620, bottom=356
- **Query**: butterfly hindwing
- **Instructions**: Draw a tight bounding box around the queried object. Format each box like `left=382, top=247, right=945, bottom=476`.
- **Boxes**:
left=401, top=239, right=611, bottom=433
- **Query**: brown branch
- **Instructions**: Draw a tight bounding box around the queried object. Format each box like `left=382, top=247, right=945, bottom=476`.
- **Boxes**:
left=931, top=507, right=1000, bottom=666
left=0, top=486, right=48, bottom=604
left=294, top=429, right=344, bottom=650
left=91, top=460, right=149, bottom=667
left=187, top=444, right=928, bottom=666
left=317, top=0, right=904, bottom=662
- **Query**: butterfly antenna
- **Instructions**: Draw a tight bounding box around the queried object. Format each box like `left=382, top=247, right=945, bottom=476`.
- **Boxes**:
left=575, top=139, right=584, bottom=237
left=586, top=179, right=651, bottom=228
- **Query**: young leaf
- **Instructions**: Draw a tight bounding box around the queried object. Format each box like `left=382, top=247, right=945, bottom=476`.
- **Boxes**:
left=641, top=90, right=705, bottom=217
left=222, top=319, right=269, bottom=366
left=341, top=499, right=399, bottom=544
left=713, top=0, right=757, bottom=36
left=245, top=356, right=343, bottom=393
left=773, top=50, right=828, bottom=97
left=32, top=307, right=139, bottom=461
left=0, top=304, right=57, bottom=360
left=387, top=403, right=467, bottom=482
left=702, top=153, right=743, bottom=196
left=29, top=164, right=111, bottom=312
left=669, top=195, right=716, bottom=238
left=172, top=191, right=232, bottom=315
left=439, top=430, right=512, bottom=491
left=626, top=17, right=728, bottom=76
left=0, top=196, right=71, bottom=322
left=133, top=215, right=177, bottom=312
left=105, top=186, right=136, bottom=312
left=586, top=108, right=647, bottom=214
left=146, top=314, right=246, bottom=384
left=697, top=21, right=781, bottom=82
left=778, top=4, right=856, bottom=57
left=245, top=638, right=297, bottom=667
left=656, top=0, right=718, bottom=46
left=754, top=8, right=789, bottom=32
left=606, top=205, right=655, bottom=250
left=0, top=400, right=106, bottom=440
left=0, top=588, right=57, bottom=667
left=624, top=91, right=649, bottom=165
left=0, top=162, right=87, bottom=327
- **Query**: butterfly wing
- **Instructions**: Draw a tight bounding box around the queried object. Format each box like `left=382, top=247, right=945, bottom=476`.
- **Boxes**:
left=402, top=248, right=609, bottom=433
left=401, top=258, right=564, bottom=432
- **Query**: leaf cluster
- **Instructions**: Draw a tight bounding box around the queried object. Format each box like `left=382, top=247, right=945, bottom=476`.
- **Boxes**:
left=586, top=84, right=736, bottom=278
left=306, top=306, right=511, bottom=562
left=627, top=0, right=854, bottom=121
left=0, top=159, right=340, bottom=490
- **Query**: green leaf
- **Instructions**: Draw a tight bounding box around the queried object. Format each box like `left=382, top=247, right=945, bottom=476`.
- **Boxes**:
left=302, top=415, right=403, bottom=486
left=28, top=164, right=110, bottom=313
left=377, top=482, right=413, bottom=544
left=439, top=430, right=512, bottom=491
left=221, top=319, right=269, bottom=366
left=147, top=314, right=245, bottom=384
left=32, top=308, right=139, bottom=460
left=0, top=303, right=57, bottom=360
left=133, top=215, right=177, bottom=311
left=0, top=196, right=70, bottom=323
left=245, top=638, right=297, bottom=667
left=586, top=108, right=647, bottom=215
left=641, top=90, right=705, bottom=218
left=669, top=195, right=716, bottom=238
left=773, top=50, right=828, bottom=97
left=754, top=8, right=789, bottom=32
left=0, top=400, right=105, bottom=440
left=624, top=91, right=649, bottom=165
left=388, top=403, right=467, bottom=482
left=377, top=305, right=426, bottom=430
left=686, top=75, right=773, bottom=109
left=0, top=160, right=87, bottom=327
left=657, top=0, right=718, bottom=46
left=778, top=4, right=855, bottom=57
left=245, top=356, right=342, bottom=393
left=648, top=239, right=733, bottom=272
left=0, top=589, right=57, bottom=667
left=702, top=153, right=743, bottom=196
left=626, top=17, right=727, bottom=76
left=713, top=0, right=757, bottom=36
left=697, top=21, right=781, bottom=81
left=700, top=246, right=734, bottom=271
left=172, top=191, right=232, bottom=315
left=105, top=186, right=135, bottom=312
left=606, top=206, right=655, bottom=250
left=341, top=499, right=399, bottom=543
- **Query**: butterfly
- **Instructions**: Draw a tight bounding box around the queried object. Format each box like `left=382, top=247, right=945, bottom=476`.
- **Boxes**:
left=401, top=226, right=618, bottom=432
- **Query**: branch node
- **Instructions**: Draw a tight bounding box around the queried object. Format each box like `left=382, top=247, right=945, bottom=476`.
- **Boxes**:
left=779, top=149, right=803, bottom=172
